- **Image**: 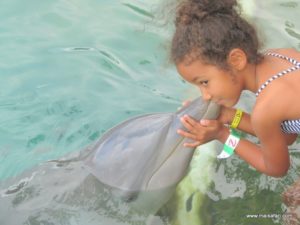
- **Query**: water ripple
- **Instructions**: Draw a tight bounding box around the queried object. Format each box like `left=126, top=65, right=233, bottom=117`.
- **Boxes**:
left=122, top=3, right=154, bottom=18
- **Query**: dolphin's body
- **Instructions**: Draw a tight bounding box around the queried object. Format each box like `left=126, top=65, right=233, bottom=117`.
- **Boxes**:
left=84, top=97, right=220, bottom=214
left=0, top=97, right=220, bottom=225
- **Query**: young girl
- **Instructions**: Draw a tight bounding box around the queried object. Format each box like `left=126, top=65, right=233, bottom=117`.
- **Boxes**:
left=171, top=0, right=300, bottom=219
left=171, top=0, right=300, bottom=177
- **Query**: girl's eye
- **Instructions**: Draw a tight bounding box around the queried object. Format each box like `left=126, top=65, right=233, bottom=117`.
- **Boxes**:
left=199, top=80, right=209, bottom=86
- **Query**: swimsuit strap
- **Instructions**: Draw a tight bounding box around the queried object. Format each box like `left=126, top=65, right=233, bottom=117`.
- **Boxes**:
left=255, top=52, right=300, bottom=97
left=265, top=52, right=300, bottom=66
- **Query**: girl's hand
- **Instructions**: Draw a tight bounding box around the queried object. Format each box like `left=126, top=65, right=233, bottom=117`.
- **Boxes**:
left=217, top=106, right=236, bottom=125
left=177, top=99, right=191, bottom=110
left=177, top=115, right=225, bottom=148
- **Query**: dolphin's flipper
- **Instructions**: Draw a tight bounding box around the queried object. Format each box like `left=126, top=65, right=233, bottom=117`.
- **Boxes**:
left=84, top=97, right=220, bottom=196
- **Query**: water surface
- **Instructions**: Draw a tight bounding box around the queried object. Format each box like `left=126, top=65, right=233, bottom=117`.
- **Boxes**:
left=1, top=0, right=300, bottom=224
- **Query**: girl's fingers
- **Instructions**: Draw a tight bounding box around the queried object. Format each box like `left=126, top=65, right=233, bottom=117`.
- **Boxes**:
left=183, top=141, right=201, bottom=148
left=183, top=115, right=197, bottom=125
left=180, top=115, right=197, bottom=130
left=182, top=100, right=191, bottom=107
left=177, top=100, right=191, bottom=110
left=177, top=129, right=197, bottom=139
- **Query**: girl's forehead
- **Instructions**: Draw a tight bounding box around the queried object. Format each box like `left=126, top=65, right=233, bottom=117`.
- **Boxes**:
left=176, top=59, right=230, bottom=81
left=177, top=59, right=215, bottom=74
left=176, top=61, right=209, bottom=82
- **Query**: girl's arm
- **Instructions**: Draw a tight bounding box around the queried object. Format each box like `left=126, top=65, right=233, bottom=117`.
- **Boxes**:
left=222, top=105, right=291, bottom=177
left=179, top=109, right=293, bottom=177
left=217, top=125, right=290, bottom=177
left=221, top=107, right=297, bottom=145
left=219, top=108, right=255, bottom=135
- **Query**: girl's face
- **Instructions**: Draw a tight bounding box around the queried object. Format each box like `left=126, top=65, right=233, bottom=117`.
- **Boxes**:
left=176, top=59, right=243, bottom=107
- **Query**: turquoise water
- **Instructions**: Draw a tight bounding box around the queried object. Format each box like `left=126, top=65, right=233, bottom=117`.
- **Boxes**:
left=0, top=0, right=187, bottom=180
left=0, top=0, right=300, bottom=224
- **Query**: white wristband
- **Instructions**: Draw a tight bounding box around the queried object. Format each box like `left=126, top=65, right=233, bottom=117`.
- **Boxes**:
left=217, top=129, right=240, bottom=159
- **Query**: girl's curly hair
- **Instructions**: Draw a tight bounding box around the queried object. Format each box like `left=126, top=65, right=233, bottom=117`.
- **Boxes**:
left=171, top=0, right=263, bottom=69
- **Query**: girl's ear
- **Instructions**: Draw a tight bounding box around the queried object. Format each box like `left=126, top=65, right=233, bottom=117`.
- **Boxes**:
left=227, top=48, right=247, bottom=71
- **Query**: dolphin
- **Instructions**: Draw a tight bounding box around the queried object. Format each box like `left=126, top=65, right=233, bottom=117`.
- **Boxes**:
left=0, top=97, right=220, bottom=225
left=84, top=97, right=220, bottom=214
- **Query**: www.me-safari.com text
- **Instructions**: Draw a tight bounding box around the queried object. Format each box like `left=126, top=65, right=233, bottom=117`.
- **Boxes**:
left=245, top=213, right=292, bottom=219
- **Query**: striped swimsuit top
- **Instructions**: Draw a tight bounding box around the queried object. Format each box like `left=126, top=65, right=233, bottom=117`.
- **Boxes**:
left=255, top=52, right=300, bottom=134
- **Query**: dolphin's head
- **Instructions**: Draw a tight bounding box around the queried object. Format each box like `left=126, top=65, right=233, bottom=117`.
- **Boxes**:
left=176, top=98, right=220, bottom=121
left=84, top=97, right=220, bottom=212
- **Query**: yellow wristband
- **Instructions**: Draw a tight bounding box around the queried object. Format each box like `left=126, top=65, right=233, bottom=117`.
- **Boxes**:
left=230, top=109, right=243, bottom=129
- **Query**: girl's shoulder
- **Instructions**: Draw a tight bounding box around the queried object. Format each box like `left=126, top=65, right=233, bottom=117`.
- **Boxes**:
left=264, top=48, right=300, bottom=60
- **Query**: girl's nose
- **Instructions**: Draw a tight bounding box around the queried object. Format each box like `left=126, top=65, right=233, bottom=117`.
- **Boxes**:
left=200, top=89, right=212, bottom=101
